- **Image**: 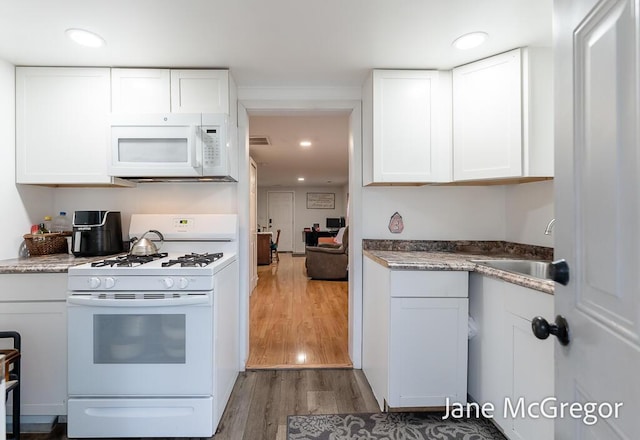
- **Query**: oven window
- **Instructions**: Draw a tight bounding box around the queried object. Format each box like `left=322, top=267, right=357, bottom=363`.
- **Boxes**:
left=93, top=314, right=186, bottom=364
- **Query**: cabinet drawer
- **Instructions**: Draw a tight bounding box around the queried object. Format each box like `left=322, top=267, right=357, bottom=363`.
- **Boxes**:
left=390, top=270, right=468, bottom=298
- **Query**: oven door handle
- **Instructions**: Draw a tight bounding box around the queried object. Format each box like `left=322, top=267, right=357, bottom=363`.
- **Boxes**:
left=67, top=296, right=210, bottom=307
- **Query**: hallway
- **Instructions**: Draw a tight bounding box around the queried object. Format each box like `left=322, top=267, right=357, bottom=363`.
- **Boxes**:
left=246, top=253, right=352, bottom=369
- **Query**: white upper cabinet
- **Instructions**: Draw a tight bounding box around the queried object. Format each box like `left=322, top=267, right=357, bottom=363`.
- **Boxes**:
left=111, top=69, right=171, bottom=113
left=111, top=69, right=232, bottom=116
left=362, top=70, right=452, bottom=185
left=453, top=48, right=553, bottom=181
left=16, top=67, right=130, bottom=186
left=170, top=70, right=230, bottom=114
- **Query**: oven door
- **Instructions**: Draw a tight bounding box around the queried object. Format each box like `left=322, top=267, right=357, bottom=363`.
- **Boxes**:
left=67, top=294, right=213, bottom=396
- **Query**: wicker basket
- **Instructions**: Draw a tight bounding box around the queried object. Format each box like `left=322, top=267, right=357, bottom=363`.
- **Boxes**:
left=23, top=233, right=69, bottom=256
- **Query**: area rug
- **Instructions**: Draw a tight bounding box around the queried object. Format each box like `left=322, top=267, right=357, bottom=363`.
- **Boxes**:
left=287, top=412, right=507, bottom=440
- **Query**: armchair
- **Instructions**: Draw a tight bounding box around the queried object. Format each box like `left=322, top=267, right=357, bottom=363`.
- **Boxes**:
left=305, top=226, right=349, bottom=280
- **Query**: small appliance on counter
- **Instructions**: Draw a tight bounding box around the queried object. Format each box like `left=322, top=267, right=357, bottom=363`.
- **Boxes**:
left=72, top=211, right=125, bottom=257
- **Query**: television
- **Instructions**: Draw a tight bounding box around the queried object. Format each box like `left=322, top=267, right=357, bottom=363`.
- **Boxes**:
left=326, top=218, right=341, bottom=229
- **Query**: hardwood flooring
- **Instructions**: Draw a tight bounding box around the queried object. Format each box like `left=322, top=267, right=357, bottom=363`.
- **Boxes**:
left=22, top=369, right=380, bottom=440
left=246, top=253, right=352, bottom=369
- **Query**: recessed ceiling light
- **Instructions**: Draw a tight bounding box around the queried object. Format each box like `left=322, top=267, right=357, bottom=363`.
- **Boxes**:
left=65, top=28, right=106, bottom=48
left=452, top=32, right=488, bottom=50
left=297, top=177, right=305, bottom=181
left=299, top=141, right=312, bottom=147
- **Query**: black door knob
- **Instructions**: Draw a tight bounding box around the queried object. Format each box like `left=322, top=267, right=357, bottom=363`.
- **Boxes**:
left=532, top=315, right=570, bottom=346
left=549, top=259, right=570, bottom=285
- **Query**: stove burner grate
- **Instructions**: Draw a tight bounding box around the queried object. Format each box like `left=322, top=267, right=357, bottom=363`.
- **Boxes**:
left=162, top=252, right=223, bottom=267
left=91, top=253, right=168, bottom=267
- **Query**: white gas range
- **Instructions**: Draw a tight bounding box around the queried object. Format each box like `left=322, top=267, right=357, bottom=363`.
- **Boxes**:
left=67, top=214, right=240, bottom=439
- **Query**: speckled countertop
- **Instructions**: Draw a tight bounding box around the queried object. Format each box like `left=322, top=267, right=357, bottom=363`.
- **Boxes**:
left=364, top=250, right=554, bottom=295
left=0, top=253, right=122, bottom=274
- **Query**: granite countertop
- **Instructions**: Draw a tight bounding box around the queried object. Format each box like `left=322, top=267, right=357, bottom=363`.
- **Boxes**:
left=364, top=249, right=554, bottom=295
left=0, top=253, right=121, bottom=274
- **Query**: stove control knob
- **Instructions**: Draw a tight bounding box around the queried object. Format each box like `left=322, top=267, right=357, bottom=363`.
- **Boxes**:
left=89, top=277, right=101, bottom=289
left=178, top=277, right=189, bottom=289
left=104, top=277, right=115, bottom=289
left=161, top=277, right=175, bottom=289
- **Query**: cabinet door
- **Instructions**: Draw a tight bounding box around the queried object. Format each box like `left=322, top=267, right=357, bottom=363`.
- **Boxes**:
left=0, top=301, right=67, bottom=416
left=368, top=70, right=451, bottom=183
left=362, top=257, right=390, bottom=410
left=389, top=297, right=468, bottom=407
left=469, top=274, right=554, bottom=440
left=111, top=68, right=170, bottom=113
left=504, top=282, right=554, bottom=440
left=170, top=70, right=229, bottom=114
left=453, top=49, right=522, bottom=181
left=16, top=67, right=114, bottom=185
left=467, top=274, right=510, bottom=429
left=507, top=313, right=554, bottom=440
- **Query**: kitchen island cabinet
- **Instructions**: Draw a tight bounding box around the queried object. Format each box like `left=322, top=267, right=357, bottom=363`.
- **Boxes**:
left=468, top=273, right=553, bottom=440
left=363, top=256, right=468, bottom=409
left=452, top=48, right=553, bottom=182
left=15, top=67, right=131, bottom=187
left=362, top=69, right=452, bottom=185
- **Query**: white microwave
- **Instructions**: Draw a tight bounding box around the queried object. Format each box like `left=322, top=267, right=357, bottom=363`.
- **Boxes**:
left=109, top=113, right=237, bottom=181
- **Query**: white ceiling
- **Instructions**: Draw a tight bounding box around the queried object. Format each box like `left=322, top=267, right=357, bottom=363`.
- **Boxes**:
left=0, top=0, right=553, bottom=186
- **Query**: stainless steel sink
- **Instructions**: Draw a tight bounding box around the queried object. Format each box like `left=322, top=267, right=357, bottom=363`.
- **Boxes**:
left=471, top=259, right=552, bottom=280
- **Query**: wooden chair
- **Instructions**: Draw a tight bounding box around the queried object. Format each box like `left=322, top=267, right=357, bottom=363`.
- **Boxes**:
left=270, top=229, right=281, bottom=262
left=0, top=331, right=21, bottom=440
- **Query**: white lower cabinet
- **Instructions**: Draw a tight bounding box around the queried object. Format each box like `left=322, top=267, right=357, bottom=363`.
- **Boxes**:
left=468, top=273, right=554, bottom=440
left=363, top=256, right=468, bottom=409
left=0, top=274, right=68, bottom=418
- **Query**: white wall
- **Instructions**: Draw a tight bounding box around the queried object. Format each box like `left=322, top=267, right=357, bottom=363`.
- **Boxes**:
left=362, top=185, right=507, bottom=241
left=53, top=183, right=238, bottom=241
left=505, top=180, right=554, bottom=247
left=0, top=59, right=53, bottom=260
left=257, top=185, right=347, bottom=253
left=361, top=181, right=554, bottom=247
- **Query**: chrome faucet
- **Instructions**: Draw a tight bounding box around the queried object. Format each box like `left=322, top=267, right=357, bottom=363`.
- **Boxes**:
left=544, top=218, right=556, bottom=235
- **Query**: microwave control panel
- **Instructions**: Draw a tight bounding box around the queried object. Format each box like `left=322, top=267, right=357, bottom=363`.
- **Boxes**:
left=201, top=126, right=222, bottom=169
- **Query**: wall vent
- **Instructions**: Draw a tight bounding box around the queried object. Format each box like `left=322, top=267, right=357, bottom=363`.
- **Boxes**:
left=249, top=136, right=271, bottom=146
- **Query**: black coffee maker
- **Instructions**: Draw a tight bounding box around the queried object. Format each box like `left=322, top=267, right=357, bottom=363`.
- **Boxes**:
left=72, top=211, right=125, bottom=257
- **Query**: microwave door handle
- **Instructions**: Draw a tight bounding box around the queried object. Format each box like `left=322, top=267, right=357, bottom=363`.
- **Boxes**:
left=67, top=296, right=210, bottom=307
left=191, top=125, right=200, bottom=168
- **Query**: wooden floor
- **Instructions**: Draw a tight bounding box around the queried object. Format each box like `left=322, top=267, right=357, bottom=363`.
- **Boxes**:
left=22, top=369, right=380, bottom=440
left=246, top=253, right=352, bottom=368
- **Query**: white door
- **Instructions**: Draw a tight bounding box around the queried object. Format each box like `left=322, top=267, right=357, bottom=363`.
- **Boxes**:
left=554, top=0, right=639, bottom=438
left=267, top=191, right=294, bottom=252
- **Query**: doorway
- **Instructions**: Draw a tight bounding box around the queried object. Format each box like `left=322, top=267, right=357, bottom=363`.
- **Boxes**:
left=246, top=110, right=354, bottom=369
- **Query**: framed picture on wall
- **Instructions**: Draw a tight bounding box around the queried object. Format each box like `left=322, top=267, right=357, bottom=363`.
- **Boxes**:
left=306, top=192, right=335, bottom=209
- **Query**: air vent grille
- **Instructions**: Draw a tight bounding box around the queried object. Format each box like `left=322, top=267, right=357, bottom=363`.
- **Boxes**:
left=249, top=136, right=271, bottom=146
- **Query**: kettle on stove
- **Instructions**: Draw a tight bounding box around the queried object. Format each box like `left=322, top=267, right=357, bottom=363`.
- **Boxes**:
left=129, top=230, right=164, bottom=256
